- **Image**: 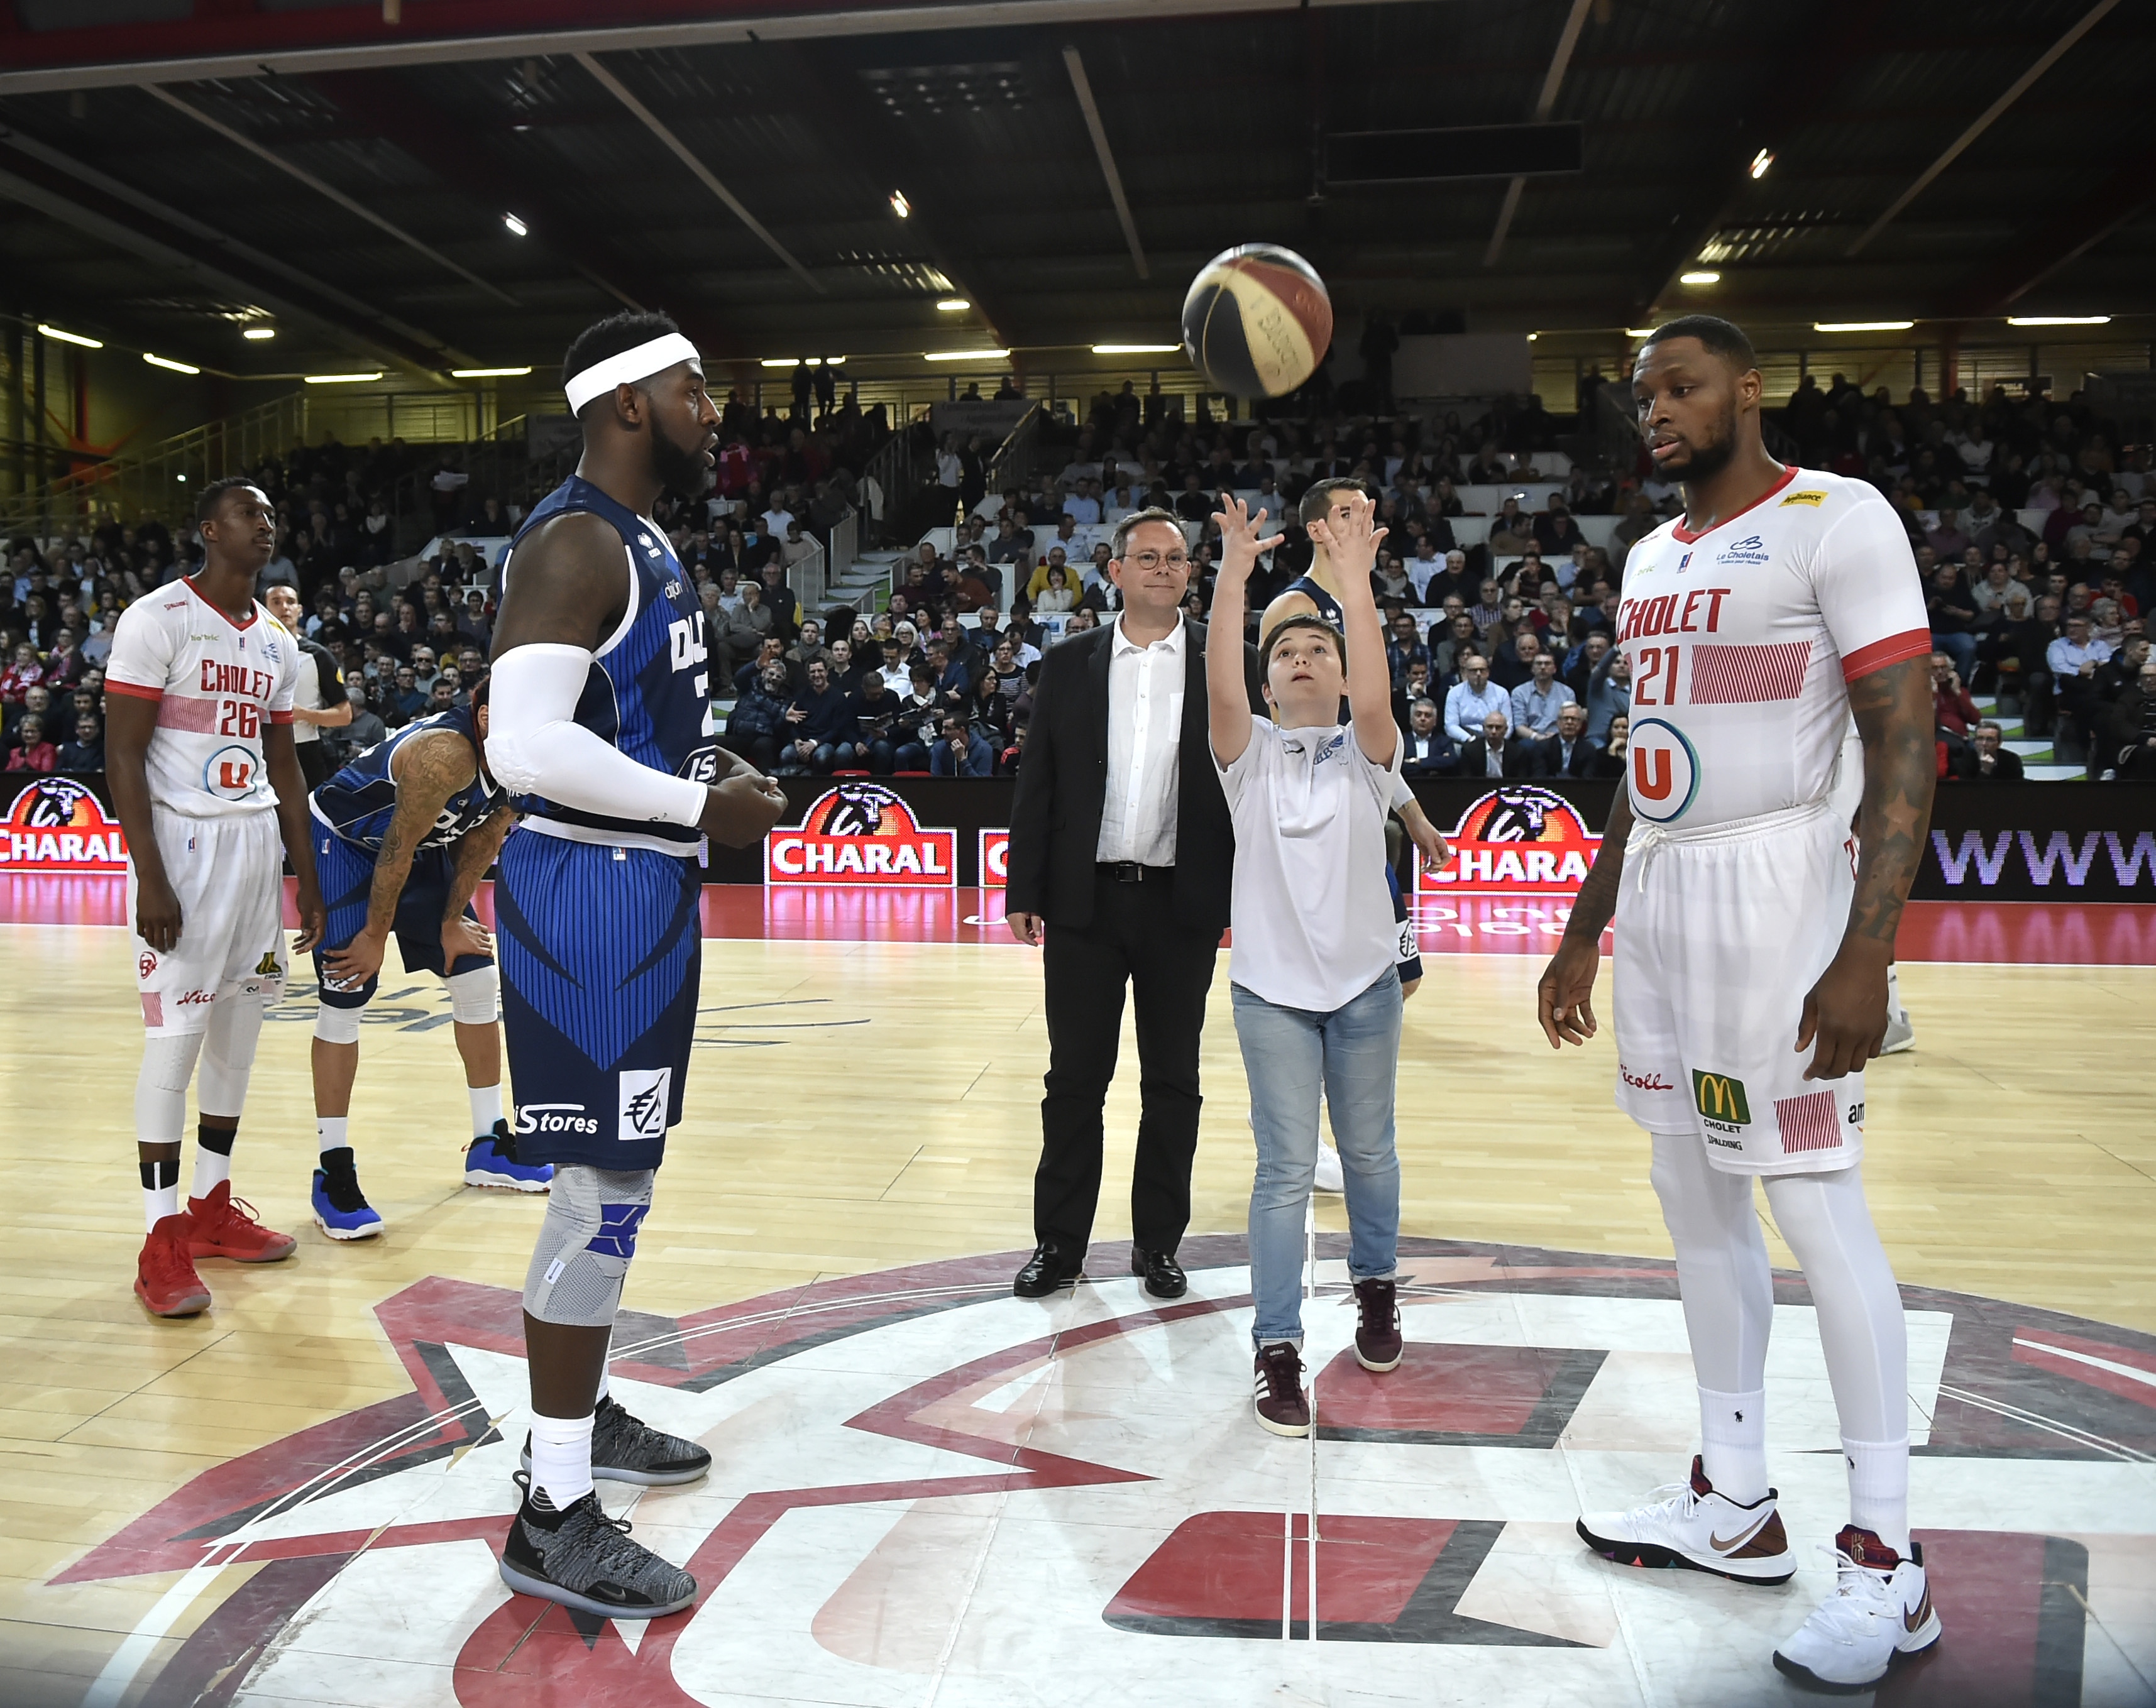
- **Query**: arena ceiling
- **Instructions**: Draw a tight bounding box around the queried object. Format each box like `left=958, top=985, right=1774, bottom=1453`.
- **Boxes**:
left=0, top=0, right=2150, bottom=384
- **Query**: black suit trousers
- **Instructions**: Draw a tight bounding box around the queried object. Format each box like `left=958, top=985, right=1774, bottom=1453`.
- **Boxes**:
left=1035, top=872, right=1219, bottom=1257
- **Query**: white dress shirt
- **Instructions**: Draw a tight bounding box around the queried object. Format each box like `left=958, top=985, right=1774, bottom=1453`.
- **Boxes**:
left=1096, top=613, right=1186, bottom=865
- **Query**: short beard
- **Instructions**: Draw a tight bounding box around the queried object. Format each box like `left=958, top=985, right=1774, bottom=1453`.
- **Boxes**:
left=651, top=424, right=715, bottom=500
left=1671, top=403, right=1740, bottom=488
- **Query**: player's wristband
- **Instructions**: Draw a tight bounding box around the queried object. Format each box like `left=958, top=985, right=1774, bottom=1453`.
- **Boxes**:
left=485, top=643, right=706, bottom=828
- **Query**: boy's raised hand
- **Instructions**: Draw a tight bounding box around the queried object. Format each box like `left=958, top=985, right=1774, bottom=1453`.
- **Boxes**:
left=1306, top=490, right=1388, bottom=580
left=1211, top=493, right=1283, bottom=581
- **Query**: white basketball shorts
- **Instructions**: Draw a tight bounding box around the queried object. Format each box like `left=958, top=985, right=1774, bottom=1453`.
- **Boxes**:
left=128, top=807, right=289, bottom=1037
left=1611, top=800, right=1865, bottom=1176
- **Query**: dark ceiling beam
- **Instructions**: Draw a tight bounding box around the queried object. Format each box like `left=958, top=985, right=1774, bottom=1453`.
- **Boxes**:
left=1630, top=0, right=1884, bottom=323
left=0, top=118, right=468, bottom=372
left=303, top=68, right=739, bottom=353
left=1481, top=0, right=1593, bottom=270
left=1936, top=140, right=2156, bottom=321
left=1060, top=45, right=1147, bottom=283
left=0, top=0, right=1438, bottom=96
left=775, top=40, right=1020, bottom=351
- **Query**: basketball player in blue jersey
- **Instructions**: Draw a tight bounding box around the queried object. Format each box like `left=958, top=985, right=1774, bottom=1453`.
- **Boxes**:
left=305, top=681, right=532, bottom=1242
left=482, top=311, right=788, bottom=1621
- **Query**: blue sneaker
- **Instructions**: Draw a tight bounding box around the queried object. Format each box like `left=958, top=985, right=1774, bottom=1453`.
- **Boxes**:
left=464, top=1120, right=553, bottom=1192
left=312, top=1147, right=383, bottom=1240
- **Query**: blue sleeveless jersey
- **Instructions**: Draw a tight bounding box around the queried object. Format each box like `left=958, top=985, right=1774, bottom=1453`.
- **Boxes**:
left=502, top=476, right=718, bottom=853
left=311, top=704, right=503, bottom=852
left=1282, top=574, right=1344, bottom=628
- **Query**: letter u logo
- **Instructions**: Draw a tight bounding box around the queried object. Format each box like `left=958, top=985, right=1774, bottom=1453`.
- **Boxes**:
left=220, top=762, right=251, bottom=791
left=1632, top=747, right=1673, bottom=800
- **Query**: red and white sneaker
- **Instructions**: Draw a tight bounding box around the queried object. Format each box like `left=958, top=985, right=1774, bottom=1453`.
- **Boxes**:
left=135, top=1215, right=212, bottom=1318
left=1774, top=1526, right=1941, bottom=1691
left=1577, top=1455, right=1793, bottom=1584
left=186, top=1181, right=297, bottom=1263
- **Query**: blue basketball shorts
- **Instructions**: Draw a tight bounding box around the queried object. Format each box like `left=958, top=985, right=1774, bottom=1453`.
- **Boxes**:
left=493, top=829, right=702, bottom=1172
left=314, top=828, right=490, bottom=1009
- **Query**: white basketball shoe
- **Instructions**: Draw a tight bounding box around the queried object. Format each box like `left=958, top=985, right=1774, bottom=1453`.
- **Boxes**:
left=1774, top=1525, right=1941, bottom=1690
left=1314, top=1141, right=1345, bottom=1193
left=1576, top=1455, right=1794, bottom=1584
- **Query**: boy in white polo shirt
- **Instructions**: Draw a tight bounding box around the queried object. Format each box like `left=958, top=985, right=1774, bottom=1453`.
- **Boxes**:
left=1207, top=491, right=1407, bottom=1438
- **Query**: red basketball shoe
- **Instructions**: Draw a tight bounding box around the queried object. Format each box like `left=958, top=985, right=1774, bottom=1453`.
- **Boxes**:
left=135, top=1215, right=213, bottom=1318
left=186, top=1181, right=297, bottom=1262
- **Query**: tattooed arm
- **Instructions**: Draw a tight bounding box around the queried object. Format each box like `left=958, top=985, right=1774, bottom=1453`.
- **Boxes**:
left=1797, top=655, right=1935, bottom=1080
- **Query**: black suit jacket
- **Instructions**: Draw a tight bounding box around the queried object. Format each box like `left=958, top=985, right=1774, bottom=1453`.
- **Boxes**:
left=1006, top=615, right=1263, bottom=934
left=1457, top=736, right=1539, bottom=780
left=1535, top=736, right=1602, bottom=779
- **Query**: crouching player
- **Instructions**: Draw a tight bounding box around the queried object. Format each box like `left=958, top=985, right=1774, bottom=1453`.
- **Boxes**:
left=1209, top=491, right=1409, bottom=1436
left=307, top=676, right=545, bottom=1237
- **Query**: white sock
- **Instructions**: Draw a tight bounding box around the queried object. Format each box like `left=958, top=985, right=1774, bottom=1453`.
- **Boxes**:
left=596, top=1366, right=610, bottom=1404
left=317, top=1116, right=349, bottom=1159
left=190, top=1144, right=232, bottom=1200
left=142, top=1161, right=180, bottom=1231
left=1699, top=1386, right=1769, bottom=1504
left=1842, top=1435, right=1910, bottom=1555
left=528, top=1411, right=595, bottom=1511
left=469, top=1083, right=503, bottom=1139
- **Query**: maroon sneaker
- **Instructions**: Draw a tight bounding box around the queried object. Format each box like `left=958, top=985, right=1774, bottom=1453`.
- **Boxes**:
left=1253, top=1342, right=1309, bottom=1437
left=135, top=1215, right=212, bottom=1318
left=187, top=1181, right=297, bottom=1263
left=1353, top=1276, right=1403, bottom=1371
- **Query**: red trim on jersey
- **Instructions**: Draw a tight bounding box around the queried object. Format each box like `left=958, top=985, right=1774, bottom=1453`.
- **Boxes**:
left=1841, top=628, right=1932, bottom=683
left=1670, top=464, right=1800, bottom=545
left=183, top=576, right=260, bottom=632
left=106, top=680, right=162, bottom=701
left=268, top=710, right=294, bottom=725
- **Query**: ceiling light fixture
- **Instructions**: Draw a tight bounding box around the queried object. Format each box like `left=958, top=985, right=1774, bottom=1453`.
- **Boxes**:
left=502, top=212, right=529, bottom=237
left=2006, top=314, right=2111, bottom=326
left=759, top=356, right=849, bottom=368
left=888, top=190, right=911, bottom=219
left=143, top=352, right=201, bottom=375
left=242, top=326, right=276, bottom=341
left=1527, top=332, right=1539, bottom=341
left=304, top=371, right=385, bottom=384
left=1813, top=320, right=1914, bottom=332
left=936, top=298, right=969, bottom=312
left=450, top=365, right=534, bottom=378
left=1091, top=343, right=1180, bottom=355
left=1625, top=328, right=1658, bottom=339
left=1680, top=270, right=1720, bottom=285
left=38, top=322, right=101, bottom=348
left=925, top=348, right=1010, bottom=361
left=1748, top=148, right=1774, bottom=180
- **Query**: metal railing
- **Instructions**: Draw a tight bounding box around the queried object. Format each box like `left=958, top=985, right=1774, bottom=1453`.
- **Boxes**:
left=784, top=539, right=828, bottom=615
left=0, top=390, right=309, bottom=542
left=982, top=402, right=1042, bottom=501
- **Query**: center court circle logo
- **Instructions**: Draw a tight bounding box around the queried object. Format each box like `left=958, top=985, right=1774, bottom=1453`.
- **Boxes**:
left=53, top=1239, right=2156, bottom=1707
left=1626, top=717, right=1700, bottom=823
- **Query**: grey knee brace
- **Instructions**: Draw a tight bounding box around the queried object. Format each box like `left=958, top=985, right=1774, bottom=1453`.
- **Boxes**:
left=522, top=1165, right=656, bottom=1327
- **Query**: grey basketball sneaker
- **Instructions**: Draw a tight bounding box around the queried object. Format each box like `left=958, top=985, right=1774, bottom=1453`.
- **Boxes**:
left=520, top=1395, right=713, bottom=1486
left=498, top=1474, right=697, bottom=1619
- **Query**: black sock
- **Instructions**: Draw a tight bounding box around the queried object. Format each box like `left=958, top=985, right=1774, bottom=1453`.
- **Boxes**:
left=197, top=1122, right=237, bottom=1156
left=138, top=1157, right=180, bottom=1191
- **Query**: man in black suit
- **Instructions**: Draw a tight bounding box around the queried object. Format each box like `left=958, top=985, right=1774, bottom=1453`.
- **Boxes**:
left=1534, top=703, right=1601, bottom=779
left=1955, top=719, right=2025, bottom=780
left=1458, top=709, right=1537, bottom=779
left=1005, top=507, right=1262, bottom=1301
left=1400, top=697, right=1458, bottom=775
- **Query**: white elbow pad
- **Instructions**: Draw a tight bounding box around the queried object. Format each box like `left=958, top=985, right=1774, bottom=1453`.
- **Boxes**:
left=487, top=644, right=706, bottom=827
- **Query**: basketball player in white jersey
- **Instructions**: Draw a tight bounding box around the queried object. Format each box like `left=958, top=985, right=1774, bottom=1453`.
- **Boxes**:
left=106, top=478, right=326, bottom=1318
left=1536, top=317, right=1941, bottom=1691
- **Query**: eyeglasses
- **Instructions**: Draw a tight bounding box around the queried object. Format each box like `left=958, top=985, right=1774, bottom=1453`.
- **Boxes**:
left=1125, top=550, right=1190, bottom=571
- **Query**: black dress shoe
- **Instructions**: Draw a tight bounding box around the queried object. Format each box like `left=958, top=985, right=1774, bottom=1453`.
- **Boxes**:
left=1013, top=1244, right=1082, bottom=1298
left=1131, top=1246, right=1187, bottom=1299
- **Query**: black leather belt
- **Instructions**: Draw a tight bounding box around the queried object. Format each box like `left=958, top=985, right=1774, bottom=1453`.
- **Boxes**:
left=1097, top=862, right=1172, bottom=884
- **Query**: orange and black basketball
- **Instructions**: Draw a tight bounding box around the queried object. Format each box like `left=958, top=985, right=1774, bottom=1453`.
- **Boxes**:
left=1180, top=243, right=1333, bottom=398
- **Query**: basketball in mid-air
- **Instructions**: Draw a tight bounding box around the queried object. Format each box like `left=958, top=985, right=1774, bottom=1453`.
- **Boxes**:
left=1180, top=243, right=1333, bottom=398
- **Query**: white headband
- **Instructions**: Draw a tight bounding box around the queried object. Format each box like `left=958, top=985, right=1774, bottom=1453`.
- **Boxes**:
left=563, top=332, right=701, bottom=414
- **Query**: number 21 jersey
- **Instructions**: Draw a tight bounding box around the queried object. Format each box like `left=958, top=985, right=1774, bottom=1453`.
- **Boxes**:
left=105, top=578, right=297, bottom=818
left=1614, top=466, right=1929, bottom=831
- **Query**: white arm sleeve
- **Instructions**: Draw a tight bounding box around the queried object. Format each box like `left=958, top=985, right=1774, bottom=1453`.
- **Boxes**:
left=485, top=643, right=706, bottom=828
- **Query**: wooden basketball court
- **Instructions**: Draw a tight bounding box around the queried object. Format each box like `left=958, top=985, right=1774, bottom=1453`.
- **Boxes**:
left=3, top=887, right=2153, bottom=1707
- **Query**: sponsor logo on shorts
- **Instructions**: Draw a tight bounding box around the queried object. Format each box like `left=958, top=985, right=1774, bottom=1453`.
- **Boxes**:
left=1620, top=1064, right=1675, bottom=1092
left=619, top=1068, right=671, bottom=1143
left=138, top=951, right=158, bottom=980
left=1692, top=1070, right=1751, bottom=1129
left=1779, top=490, right=1826, bottom=507
left=1707, top=1135, right=1744, bottom=1150
left=175, top=989, right=214, bottom=1007
left=1848, top=1102, right=1865, bottom=1125
left=515, top=1102, right=600, bottom=1137
left=1715, top=533, right=1770, bottom=566
left=255, top=950, right=282, bottom=977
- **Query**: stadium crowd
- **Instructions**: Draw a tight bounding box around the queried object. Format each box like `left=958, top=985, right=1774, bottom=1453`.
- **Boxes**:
left=3, top=370, right=2153, bottom=784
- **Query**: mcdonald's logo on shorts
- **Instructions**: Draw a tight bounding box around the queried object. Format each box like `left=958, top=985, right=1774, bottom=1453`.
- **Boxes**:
left=1691, top=1070, right=1752, bottom=1127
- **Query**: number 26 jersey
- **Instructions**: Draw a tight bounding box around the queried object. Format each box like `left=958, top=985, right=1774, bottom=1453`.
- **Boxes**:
left=104, top=578, right=297, bottom=819
left=1613, top=466, right=1930, bottom=831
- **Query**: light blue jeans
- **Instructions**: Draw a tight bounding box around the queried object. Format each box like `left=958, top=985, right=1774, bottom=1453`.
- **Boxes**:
left=1231, top=971, right=1403, bottom=1347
